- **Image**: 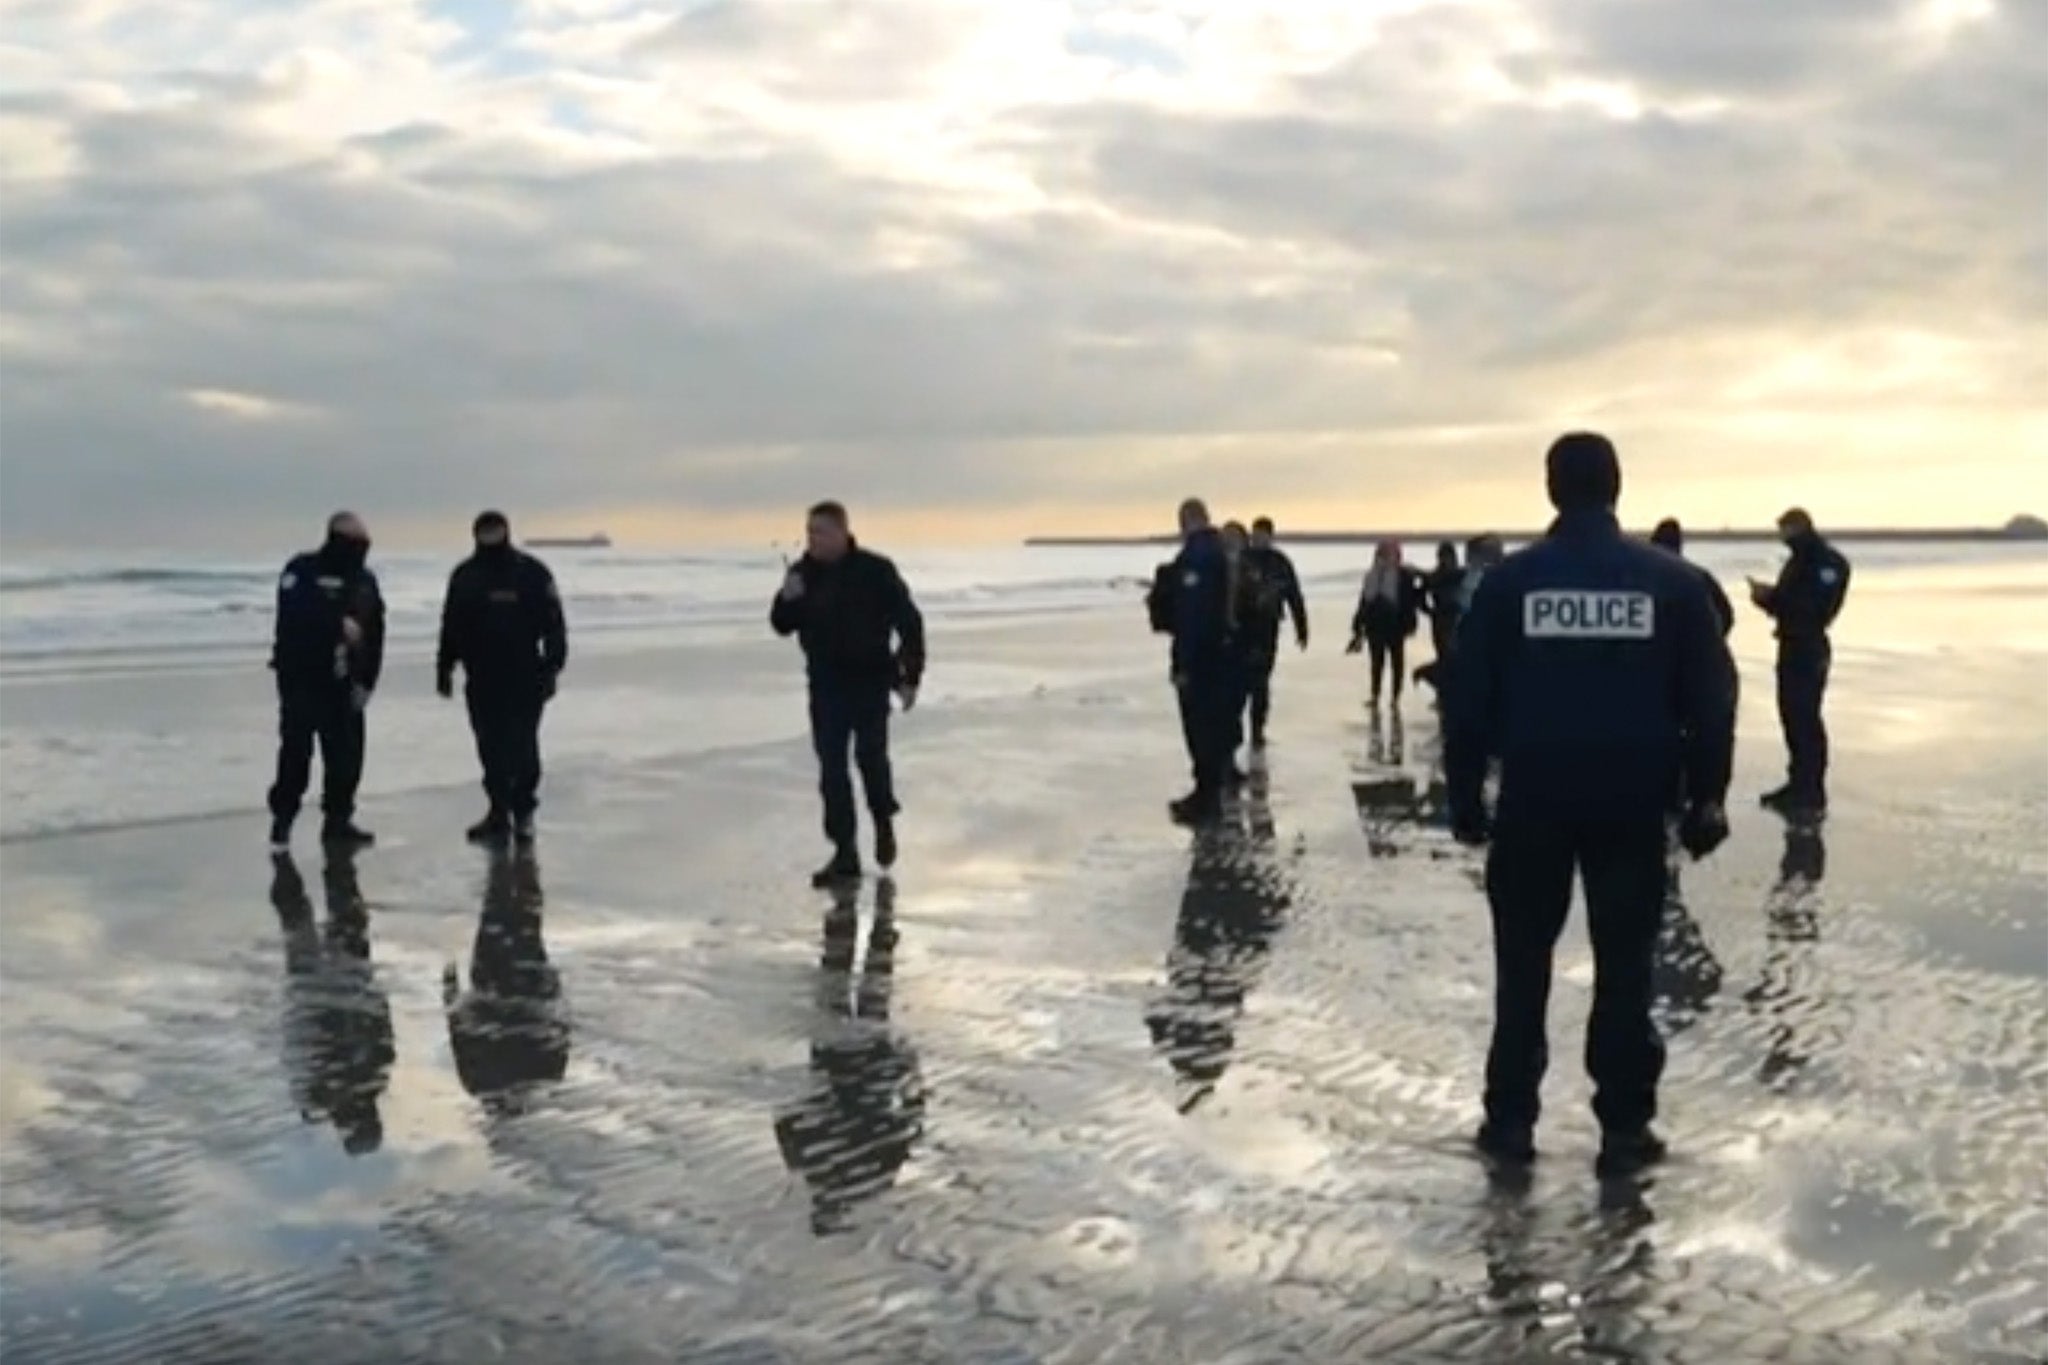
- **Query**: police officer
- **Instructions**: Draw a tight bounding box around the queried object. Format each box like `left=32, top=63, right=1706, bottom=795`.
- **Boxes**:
left=437, top=511, right=569, bottom=846
left=771, top=501, right=926, bottom=887
left=1239, top=517, right=1310, bottom=749
left=1650, top=518, right=1735, bottom=637
left=1165, top=497, right=1235, bottom=825
left=1446, top=433, right=1736, bottom=1177
left=268, top=512, right=384, bottom=852
left=1747, top=508, right=1850, bottom=815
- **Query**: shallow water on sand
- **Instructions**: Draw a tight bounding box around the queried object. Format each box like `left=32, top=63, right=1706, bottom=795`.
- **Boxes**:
left=2, top=569, right=2045, bottom=1364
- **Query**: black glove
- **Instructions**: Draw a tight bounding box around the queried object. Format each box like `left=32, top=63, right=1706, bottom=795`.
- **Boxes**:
left=1678, top=801, right=1729, bottom=860
left=436, top=671, right=454, bottom=699
left=1450, top=804, right=1491, bottom=847
left=540, top=670, right=559, bottom=702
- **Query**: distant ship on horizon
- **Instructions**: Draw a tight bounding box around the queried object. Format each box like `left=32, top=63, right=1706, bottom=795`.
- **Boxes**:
left=527, top=532, right=613, bottom=550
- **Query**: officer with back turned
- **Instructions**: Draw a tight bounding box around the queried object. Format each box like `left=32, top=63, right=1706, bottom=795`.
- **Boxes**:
left=1747, top=508, right=1850, bottom=816
left=268, top=512, right=384, bottom=852
left=437, top=512, right=569, bottom=847
left=1446, top=433, right=1736, bottom=1178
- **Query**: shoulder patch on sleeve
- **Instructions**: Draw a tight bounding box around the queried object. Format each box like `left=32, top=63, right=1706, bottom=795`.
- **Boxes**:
left=1818, top=568, right=1841, bottom=585
left=279, top=571, right=297, bottom=589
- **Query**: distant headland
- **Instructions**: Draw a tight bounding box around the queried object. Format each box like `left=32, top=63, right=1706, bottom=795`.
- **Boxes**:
left=1026, top=515, right=2047, bottom=549
left=528, top=532, right=613, bottom=549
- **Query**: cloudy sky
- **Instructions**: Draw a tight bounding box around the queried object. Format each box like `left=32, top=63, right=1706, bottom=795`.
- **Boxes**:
left=2, top=0, right=2042, bottom=551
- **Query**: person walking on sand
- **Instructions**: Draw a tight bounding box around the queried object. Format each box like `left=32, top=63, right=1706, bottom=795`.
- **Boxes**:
left=1747, top=508, right=1850, bottom=817
left=1237, top=517, right=1310, bottom=750
left=1446, top=432, right=1736, bottom=1178
left=1347, top=540, right=1424, bottom=709
left=1162, top=498, right=1236, bottom=825
left=267, top=512, right=384, bottom=853
left=437, top=511, right=569, bottom=847
left=772, top=501, right=926, bottom=887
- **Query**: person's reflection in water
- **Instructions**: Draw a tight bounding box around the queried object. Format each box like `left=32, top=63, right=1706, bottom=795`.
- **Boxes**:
left=775, top=879, right=926, bottom=1236
left=1653, top=862, right=1725, bottom=1039
left=1743, top=819, right=1829, bottom=1089
left=1145, top=793, right=1293, bottom=1113
left=1478, top=1171, right=1661, bottom=1360
left=269, top=849, right=394, bottom=1156
left=444, top=849, right=569, bottom=1114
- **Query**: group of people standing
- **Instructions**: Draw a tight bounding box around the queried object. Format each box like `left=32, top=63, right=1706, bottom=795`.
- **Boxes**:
left=262, top=444, right=1852, bottom=1183
left=266, top=509, right=570, bottom=853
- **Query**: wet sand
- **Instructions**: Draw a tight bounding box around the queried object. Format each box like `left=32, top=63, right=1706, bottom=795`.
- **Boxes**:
left=3, top=604, right=2045, bottom=1364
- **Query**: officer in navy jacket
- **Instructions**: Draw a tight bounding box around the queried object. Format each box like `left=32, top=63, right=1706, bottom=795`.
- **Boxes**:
left=1748, top=507, right=1851, bottom=815
left=268, top=511, right=384, bottom=851
left=1164, top=497, right=1236, bottom=825
left=1446, top=433, right=1737, bottom=1178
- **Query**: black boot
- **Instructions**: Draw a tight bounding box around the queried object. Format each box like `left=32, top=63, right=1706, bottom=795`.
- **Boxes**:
left=466, top=809, right=509, bottom=845
left=321, top=821, right=375, bottom=849
left=874, top=818, right=897, bottom=871
left=268, top=816, right=293, bottom=855
left=811, top=845, right=862, bottom=888
left=1595, top=1126, right=1668, bottom=1179
left=1169, top=790, right=1223, bottom=826
left=1474, top=1121, right=1537, bottom=1166
left=512, top=814, right=537, bottom=847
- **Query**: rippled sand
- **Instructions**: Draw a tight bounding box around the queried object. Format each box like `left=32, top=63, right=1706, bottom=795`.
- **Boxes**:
left=3, top=604, right=2044, bottom=1364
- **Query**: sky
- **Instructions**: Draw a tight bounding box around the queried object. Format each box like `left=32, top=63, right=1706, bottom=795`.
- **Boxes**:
left=1, top=0, right=2042, bottom=553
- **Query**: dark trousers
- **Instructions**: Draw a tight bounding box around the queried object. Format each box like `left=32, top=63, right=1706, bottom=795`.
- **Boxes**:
left=269, top=684, right=364, bottom=826
left=466, top=685, right=546, bottom=818
left=1483, top=808, right=1668, bottom=1134
left=1367, top=631, right=1406, bottom=701
left=1176, top=667, right=1237, bottom=797
left=1776, top=639, right=1831, bottom=801
left=1246, top=653, right=1277, bottom=743
left=810, top=683, right=896, bottom=848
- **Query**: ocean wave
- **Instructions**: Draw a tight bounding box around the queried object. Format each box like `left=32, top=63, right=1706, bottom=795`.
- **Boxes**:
left=0, top=565, right=273, bottom=594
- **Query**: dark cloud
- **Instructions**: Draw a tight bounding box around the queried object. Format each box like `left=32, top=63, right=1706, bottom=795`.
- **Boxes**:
left=0, top=0, right=2038, bottom=549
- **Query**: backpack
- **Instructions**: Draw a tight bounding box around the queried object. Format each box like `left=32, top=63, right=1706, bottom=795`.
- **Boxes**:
left=1146, top=562, right=1178, bottom=634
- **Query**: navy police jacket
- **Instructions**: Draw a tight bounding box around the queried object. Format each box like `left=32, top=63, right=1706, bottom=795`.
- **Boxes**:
left=438, top=548, right=569, bottom=691
left=1756, top=532, right=1850, bottom=645
left=1168, top=527, right=1232, bottom=677
left=272, top=551, right=385, bottom=692
left=1445, top=510, right=1736, bottom=820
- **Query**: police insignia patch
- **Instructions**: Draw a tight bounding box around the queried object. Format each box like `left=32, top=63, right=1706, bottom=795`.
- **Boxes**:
left=1524, top=590, right=1654, bottom=639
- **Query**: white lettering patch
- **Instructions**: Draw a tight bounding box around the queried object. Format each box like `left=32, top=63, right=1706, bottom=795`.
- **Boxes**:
left=1523, top=590, right=1654, bottom=639
left=1182, top=571, right=1201, bottom=588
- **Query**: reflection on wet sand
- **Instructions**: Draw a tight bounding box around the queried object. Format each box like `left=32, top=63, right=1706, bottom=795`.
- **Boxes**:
left=268, top=848, right=394, bottom=1156
left=1478, top=1172, right=1663, bottom=1361
left=444, top=850, right=570, bottom=1113
left=1655, top=862, right=1726, bottom=1038
left=1744, top=821, right=1830, bottom=1089
left=775, top=878, right=926, bottom=1235
left=1146, top=779, right=1293, bottom=1112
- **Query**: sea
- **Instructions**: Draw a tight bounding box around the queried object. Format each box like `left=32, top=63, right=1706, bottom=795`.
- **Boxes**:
left=2, top=540, right=2042, bottom=841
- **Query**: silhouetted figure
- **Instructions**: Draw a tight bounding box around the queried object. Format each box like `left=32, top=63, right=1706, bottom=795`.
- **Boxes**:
left=1744, top=820, right=1829, bottom=1089
left=1145, top=812, right=1292, bottom=1112
left=1748, top=508, right=1851, bottom=815
left=775, top=880, right=925, bottom=1235
left=270, top=849, right=393, bottom=1155
left=445, top=850, right=569, bottom=1113
left=1653, top=865, right=1725, bottom=1038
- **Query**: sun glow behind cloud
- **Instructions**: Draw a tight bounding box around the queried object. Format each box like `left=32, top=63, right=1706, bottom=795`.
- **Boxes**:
left=0, top=0, right=2040, bottom=549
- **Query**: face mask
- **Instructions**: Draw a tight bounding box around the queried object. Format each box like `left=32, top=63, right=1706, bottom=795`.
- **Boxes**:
left=324, top=534, right=369, bottom=571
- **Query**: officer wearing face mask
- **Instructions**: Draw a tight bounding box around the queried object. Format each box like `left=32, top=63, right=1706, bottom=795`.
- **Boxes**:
left=437, top=512, right=569, bottom=846
left=269, top=511, right=384, bottom=852
left=1446, top=434, right=1736, bottom=1179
